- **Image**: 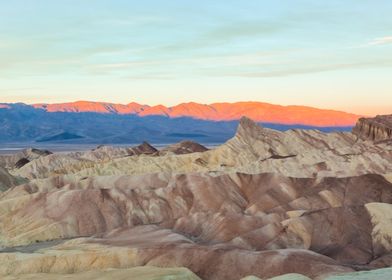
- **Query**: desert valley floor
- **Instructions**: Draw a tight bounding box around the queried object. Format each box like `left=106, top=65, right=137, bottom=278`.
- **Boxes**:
left=1, top=116, right=392, bottom=279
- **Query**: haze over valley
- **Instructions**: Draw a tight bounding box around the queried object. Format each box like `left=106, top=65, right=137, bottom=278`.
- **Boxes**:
left=0, top=101, right=358, bottom=147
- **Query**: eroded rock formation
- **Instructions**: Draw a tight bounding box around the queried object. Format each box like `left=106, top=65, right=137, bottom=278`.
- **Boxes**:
left=10, top=117, right=392, bottom=180
left=353, top=115, right=392, bottom=142
left=159, top=140, right=208, bottom=155
left=0, top=148, right=52, bottom=169
left=1, top=116, right=392, bottom=279
left=0, top=167, right=25, bottom=192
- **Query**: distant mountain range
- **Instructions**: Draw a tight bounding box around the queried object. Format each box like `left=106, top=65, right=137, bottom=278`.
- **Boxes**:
left=0, top=101, right=360, bottom=144
left=31, top=101, right=360, bottom=127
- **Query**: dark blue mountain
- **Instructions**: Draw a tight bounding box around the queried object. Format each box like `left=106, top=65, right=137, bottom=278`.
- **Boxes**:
left=0, top=104, right=353, bottom=144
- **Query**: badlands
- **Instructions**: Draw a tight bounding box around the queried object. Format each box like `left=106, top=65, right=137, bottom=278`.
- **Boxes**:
left=1, top=116, right=392, bottom=279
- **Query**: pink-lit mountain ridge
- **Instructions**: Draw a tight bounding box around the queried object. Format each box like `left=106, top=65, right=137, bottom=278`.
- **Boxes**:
left=32, top=101, right=360, bottom=127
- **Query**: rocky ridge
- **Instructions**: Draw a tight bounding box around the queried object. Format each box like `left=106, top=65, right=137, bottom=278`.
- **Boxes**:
left=0, top=148, right=52, bottom=169
left=1, top=116, right=392, bottom=279
left=10, top=117, right=392, bottom=180
left=158, top=140, right=208, bottom=155
left=353, top=114, right=392, bottom=142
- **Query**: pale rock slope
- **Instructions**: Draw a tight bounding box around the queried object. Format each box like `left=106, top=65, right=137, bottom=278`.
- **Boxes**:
left=12, top=117, right=392, bottom=180
left=70, top=141, right=158, bottom=161
left=1, top=116, right=392, bottom=280
left=0, top=226, right=352, bottom=279
left=2, top=266, right=202, bottom=280
left=324, top=267, right=392, bottom=280
left=265, top=267, right=392, bottom=280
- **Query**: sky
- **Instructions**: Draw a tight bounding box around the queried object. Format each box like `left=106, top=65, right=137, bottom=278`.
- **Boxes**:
left=0, top=0, right=391, bottom=116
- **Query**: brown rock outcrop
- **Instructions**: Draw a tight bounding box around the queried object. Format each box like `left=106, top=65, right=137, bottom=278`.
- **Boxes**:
left=14, top=158, right=30, bottom=169
left=0, top=167, right=25, bottom=192
left=159, top=141, right=208, bottom=155
left=0, top=148, right=52, bottom=170
left=132, top=141, right=159, bottom=155
left=353, top=115, right=392, bottom=142
left=80, top=141, right=158, bottom=161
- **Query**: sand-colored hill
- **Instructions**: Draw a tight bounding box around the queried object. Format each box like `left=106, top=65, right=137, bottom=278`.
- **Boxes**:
left=10, top=117, right=392, bottom=180
left=1, top=172, right=392, bottom=272
left=2, top=116, right=392, bottom=279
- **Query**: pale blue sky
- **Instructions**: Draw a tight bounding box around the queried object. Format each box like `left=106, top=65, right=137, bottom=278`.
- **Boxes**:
left=0, top=0, right=391, bottom=115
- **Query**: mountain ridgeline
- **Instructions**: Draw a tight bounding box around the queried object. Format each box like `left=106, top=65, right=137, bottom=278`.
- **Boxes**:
left=1, top=116, right=392, bottom=279
left=0, top=101, right=358, bottom=144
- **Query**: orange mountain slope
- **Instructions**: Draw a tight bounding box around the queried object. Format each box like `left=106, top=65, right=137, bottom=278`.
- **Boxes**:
left=32, top=101, right=361, bottom=127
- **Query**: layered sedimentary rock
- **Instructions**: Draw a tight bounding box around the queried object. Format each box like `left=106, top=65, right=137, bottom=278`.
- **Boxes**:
left=0, top=167, right=25, bottom=192
left=11, top=117, right=392, bottom=180
left=0, top=233, right=352, bottom=279
left=0, top=148, right=52, bottom=169
left=353, top=115, right=392, bottom=142
left=1, top=172, right=392, bottom=267
left=72, top=141, right=158, bottom=162
left=159, top=140, right=208, bottom=155
left=2, top=115, right=392, bottom=279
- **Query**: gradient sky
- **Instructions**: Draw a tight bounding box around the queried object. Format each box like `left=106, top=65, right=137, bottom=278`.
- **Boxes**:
left=0, top=0, right=391, bottom=115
